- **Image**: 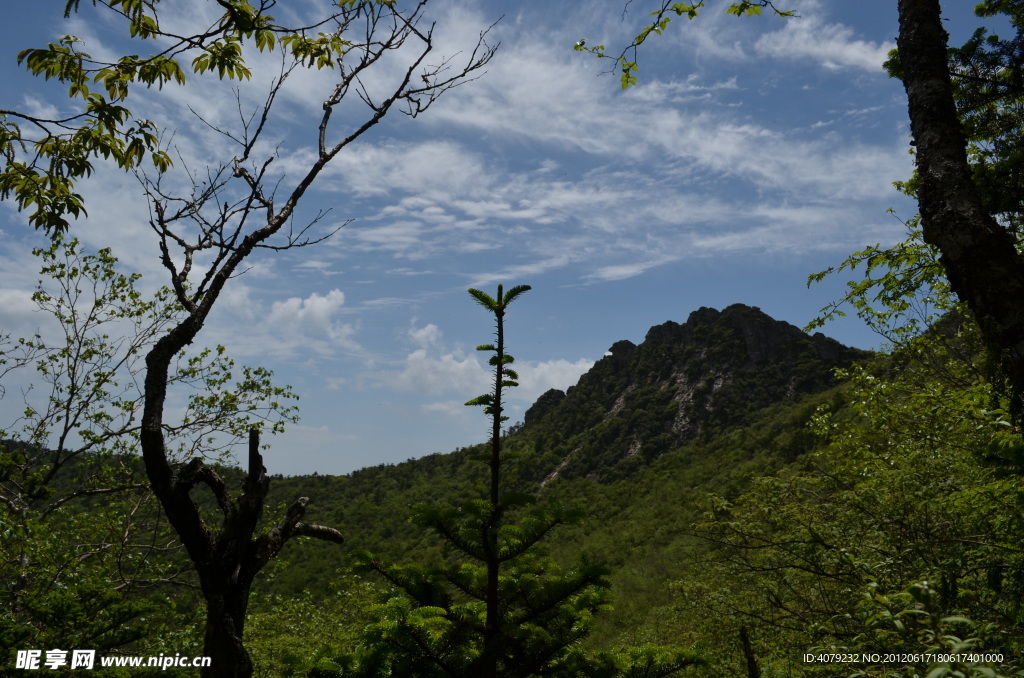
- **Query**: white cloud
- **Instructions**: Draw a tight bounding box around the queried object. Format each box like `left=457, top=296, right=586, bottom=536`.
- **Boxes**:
left=217, top=283, right=258, bottom=323
left=363, top=314, right=594, bottom=415
left=755, top=12, right=892, bottom=72
left=295, top=259, right=343, bottom=275
left=409, top=323, right=442, bottom=348
left=268, top=289, right=346, bottom=329
left=468, top=255, right=574, bottom=288
left=625, top=75, right=740, bottom=104
left=423, top=399, right=476, bottom=418
left=330, top=140, right=490, bottom=200
left=589, top=260, right=671, bottom=282
left=646, top=109, right=909, bottom=201
left=0, top=287, right=44, bottom=353
left=516, top=358, right=594, bottom=403
left=259, top=289, right=361, bottom=357
left=352, top=220, right=429, bottom=257
left=370, top=348, right=488, bottom=396
left=19, top=95, right=61, bottom=120
left=365, top=346, right=593, bottom=413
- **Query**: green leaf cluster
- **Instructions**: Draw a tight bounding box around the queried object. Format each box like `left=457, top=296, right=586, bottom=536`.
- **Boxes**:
left=806, top=216, right=955, bottom=348
left=573, top=1, right=794, bottom=89
left=0, top=0, right=362, bottom=235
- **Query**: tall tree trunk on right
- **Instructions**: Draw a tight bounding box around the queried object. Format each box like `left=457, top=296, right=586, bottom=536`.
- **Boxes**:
left=897, top=0, right=1024, bottom=405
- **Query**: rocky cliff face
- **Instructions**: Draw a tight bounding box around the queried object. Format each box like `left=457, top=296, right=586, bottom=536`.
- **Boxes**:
left=522, top=304, right=867, bottom=482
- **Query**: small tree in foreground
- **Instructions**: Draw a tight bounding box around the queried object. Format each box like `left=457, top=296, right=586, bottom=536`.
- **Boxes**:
left=345, top=285, right=701, bottom=678
left=0, top=238, right=297, bottom=669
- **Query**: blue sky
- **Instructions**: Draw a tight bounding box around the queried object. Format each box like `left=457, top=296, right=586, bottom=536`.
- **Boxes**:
left=0, top=1, right=992, bottom=474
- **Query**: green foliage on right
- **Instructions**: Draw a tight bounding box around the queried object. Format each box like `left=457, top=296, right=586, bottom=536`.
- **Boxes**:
left=831, top=0, right=1024, bottom=345
left=662, top=317, right=1024, bottom=677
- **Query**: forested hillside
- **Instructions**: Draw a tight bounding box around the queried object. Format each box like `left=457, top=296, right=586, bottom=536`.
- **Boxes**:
left=8, top=296, right=1021, bottom=677
left=1, top=299, right=868, bottom=675
left=246, top=302, right=1022, bottom=678
left=258, top=302, right=861, bottom=584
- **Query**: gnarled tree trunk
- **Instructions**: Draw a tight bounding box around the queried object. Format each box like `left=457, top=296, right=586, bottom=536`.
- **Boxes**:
left=143, top=321, right=343, bottom=678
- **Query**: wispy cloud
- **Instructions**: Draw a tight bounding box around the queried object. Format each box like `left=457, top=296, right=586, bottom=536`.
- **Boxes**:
left=409, top=322, right=443, bottom=348
left=754, top=5, right=892, bottom=72
left=1, top=0, right=922, bottom=473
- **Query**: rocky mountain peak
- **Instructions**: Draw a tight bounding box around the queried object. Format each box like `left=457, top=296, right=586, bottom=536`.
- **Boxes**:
left=521, top=303, right=867, bottom=482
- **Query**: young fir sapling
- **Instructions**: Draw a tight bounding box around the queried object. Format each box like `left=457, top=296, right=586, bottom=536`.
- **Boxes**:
left=344, top=285, right=700, bottom=678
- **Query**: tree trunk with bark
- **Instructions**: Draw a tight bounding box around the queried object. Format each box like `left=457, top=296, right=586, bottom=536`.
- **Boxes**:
left=142, top=412, right=343, bottom=678
left=897, top=0, right=1024, bottom=407
left=142, top=314, right=343, bottom=678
